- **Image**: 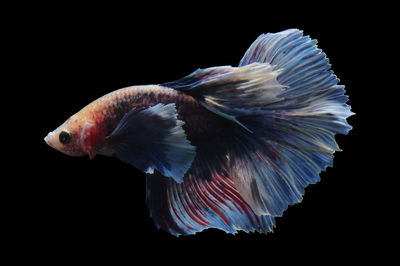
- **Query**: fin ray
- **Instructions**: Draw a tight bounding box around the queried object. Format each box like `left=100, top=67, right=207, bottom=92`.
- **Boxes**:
left=145, top=29, right=353, bottom=234
left=109, top=103, right=196, bottom=182
left=146, top=170, right=275, bottom=236
left=160, top=29, right=353, bottom=219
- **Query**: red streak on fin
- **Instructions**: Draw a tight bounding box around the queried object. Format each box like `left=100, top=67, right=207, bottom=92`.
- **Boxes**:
left=187, top=225, right=194, bottom=230
left=191, top=177, right=225, bottom=226
left=213, top=174, right=241, bottom=211
left=185, top=180, right=210, bottom=226
left=217, top=174, right=257, bottom=224
left=189, top=179, right=211, bottom=222
left=205, top=179, right=233, bottom=212
left=177, top=185, right=207, bottom=227
left=168, top=187, right=190, bottom=229
left=198, top=182, right=230, bottom=226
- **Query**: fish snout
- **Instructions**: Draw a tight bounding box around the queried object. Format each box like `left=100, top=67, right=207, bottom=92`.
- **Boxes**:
left=44, top=132, right=56, bottom=148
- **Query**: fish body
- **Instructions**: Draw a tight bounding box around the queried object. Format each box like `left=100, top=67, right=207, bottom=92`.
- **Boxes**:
left=45, top=85, right=225, bottom=159
left=45, top=29, right=353, bottom=236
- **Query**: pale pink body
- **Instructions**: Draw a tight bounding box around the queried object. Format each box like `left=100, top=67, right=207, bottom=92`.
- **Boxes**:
left=44, top=85, right=208, bottom=158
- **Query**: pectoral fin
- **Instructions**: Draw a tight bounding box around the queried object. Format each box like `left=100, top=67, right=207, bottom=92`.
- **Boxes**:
left=108, top=103, right=196, bottom=183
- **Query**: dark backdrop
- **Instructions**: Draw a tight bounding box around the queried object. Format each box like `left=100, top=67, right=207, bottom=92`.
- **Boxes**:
left=11, top=3, right=388, bottom=263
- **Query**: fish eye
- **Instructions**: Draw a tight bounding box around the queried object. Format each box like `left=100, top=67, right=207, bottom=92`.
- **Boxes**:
left=59, top=131, right=72, bottom=144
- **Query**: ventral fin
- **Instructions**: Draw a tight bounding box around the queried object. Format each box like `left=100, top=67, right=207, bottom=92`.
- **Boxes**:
left=109, top=103, right=196, bottom=183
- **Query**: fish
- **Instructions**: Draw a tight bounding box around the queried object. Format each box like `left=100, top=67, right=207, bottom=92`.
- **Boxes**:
left=44, top=29, right=353, bottom=236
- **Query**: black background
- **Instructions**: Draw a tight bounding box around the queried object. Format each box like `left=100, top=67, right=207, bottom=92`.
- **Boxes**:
left=8, top=3, right=391, bottom=263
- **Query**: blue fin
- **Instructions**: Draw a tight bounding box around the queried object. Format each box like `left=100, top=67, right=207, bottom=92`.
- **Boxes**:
left=109, top=103, right=196, bottom=183
left=146, top=159, right=275, bottom=236
left=163, top=63, right=284, bottom=132
left=145, top=115, right=276, bottom=235
left=157, top=29, right=353, bottom=225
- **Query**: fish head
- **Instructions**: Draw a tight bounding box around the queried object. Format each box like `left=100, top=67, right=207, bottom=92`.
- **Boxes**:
left=44, top=114, right=88, bottom=157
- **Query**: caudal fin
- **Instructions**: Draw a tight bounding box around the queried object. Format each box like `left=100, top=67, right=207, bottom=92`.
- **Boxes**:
left=150, top=29, right=353, bottom=235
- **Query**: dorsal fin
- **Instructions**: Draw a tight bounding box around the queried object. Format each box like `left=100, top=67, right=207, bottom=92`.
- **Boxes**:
left=162, top=63, right=285, bottom=132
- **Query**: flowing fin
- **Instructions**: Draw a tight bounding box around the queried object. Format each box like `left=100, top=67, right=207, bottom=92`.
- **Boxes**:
left=156, top=29, right=353, bottom=223
left=162, top=63, right=284, bottom=132
left=239, top=28, right=353, bottom=122
left=146, top=151, right=275, bottom=236
left=144, top=114, right=276, bottom=235
left=109, top=103, right=196, bottom=183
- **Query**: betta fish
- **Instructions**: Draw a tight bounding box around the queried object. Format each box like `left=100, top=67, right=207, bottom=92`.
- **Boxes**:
left=44, top=29, right=353, bottom=236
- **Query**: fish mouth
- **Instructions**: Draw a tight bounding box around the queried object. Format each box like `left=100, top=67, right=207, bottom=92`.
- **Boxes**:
left=44, top=132, right=55, bottom=147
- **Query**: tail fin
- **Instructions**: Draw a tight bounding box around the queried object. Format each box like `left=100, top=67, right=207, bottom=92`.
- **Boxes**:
left=164, top=29, right=353, bottom=134
left=152, top=29, right=353, bottom=234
